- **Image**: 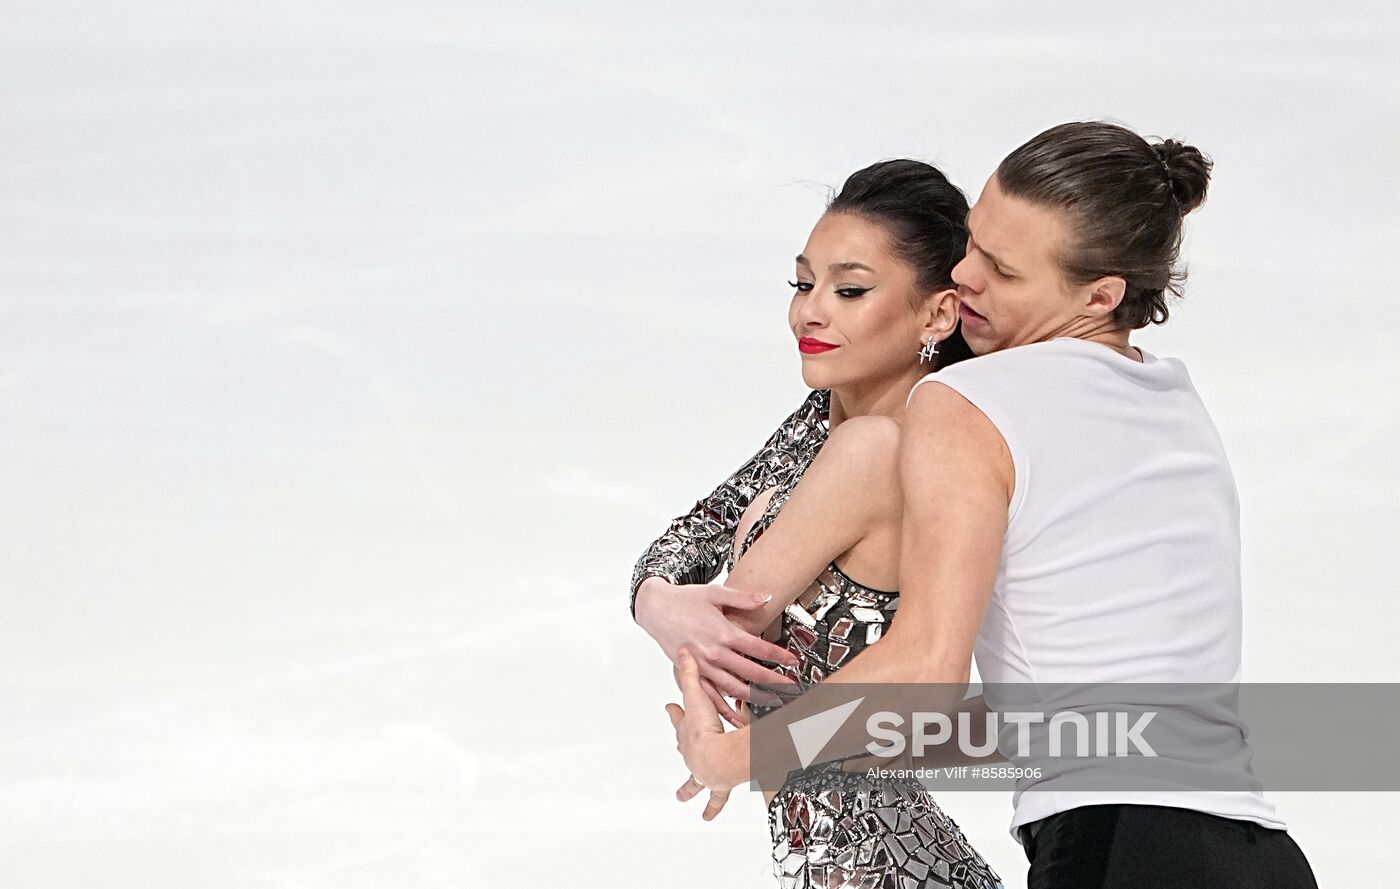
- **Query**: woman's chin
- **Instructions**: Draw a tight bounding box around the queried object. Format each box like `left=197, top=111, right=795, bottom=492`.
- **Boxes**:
left=798, top=367, right=831, bottom=390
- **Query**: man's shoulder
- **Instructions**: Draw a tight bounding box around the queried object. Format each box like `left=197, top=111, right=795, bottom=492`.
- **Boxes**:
left=940, top=339, right=1081, bottom=377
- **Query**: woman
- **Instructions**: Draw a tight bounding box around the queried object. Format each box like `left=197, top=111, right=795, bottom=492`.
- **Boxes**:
left=670, top=122, right=1319, bottom=889
left=634, top=159, right=1002, bottom=888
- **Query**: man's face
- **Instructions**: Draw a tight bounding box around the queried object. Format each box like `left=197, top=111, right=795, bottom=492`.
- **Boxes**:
left=950, top=175, right=1084, bottom=354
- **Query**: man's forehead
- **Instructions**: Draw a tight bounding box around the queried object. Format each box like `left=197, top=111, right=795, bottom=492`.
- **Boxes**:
left=972, top=184, right=1057, bottom=251
left=967, top=190, right=1012, bottom=247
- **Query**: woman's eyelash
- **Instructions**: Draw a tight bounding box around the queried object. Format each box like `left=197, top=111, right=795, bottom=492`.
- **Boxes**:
left=787, top=281, right=871, bottom=298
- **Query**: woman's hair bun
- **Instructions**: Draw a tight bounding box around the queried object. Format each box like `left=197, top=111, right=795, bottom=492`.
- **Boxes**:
left=1152, top=139, right=1213, bottom=215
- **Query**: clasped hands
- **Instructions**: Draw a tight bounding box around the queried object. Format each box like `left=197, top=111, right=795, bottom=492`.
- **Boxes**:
left=638, top=578, right=800, bottom=821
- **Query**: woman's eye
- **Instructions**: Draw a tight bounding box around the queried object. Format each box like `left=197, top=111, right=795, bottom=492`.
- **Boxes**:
left=788, top=279, right=814, bottom=292
left=836, top=287, right=871, bottom=299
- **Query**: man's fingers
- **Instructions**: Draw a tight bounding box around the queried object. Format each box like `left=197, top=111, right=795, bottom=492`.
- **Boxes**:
left=676, top=775, right=704, bottom=802
left=665, top=702, right=685, bottom=729
left=703, top=787, right=732, bottom=821
left=676, top=648, right=718, bottom=721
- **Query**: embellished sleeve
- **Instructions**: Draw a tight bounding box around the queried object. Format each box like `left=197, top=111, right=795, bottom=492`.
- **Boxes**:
left=629, top=389, right=830, bottom=620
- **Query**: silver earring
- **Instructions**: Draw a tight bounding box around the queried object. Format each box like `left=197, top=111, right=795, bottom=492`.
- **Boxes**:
left=917, top=336, right=939, bottom=365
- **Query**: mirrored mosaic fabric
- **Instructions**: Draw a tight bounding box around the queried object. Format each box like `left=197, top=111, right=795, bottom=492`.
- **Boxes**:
left=769, top=769, right=1002, bottom=889
left=738, top=457, right=1002, bottom=889
left=629, top=389, right=830, bottom=618
left=631, top=389, right=1000, bottom=888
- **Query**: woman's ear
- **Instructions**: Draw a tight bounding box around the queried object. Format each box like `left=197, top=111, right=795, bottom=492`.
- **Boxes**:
left=922, top=287, right=961, bottom=341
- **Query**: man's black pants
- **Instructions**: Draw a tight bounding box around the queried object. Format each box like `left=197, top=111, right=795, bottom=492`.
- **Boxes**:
left=1018, top=804, right=1319, bottom=889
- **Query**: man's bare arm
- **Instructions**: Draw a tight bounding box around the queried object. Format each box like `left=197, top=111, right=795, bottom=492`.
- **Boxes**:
left=737, top=381, right=1014, bottom=785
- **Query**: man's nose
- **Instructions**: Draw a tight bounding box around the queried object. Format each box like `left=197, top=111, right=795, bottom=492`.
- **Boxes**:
left=950, top=256, right=981, bottom=292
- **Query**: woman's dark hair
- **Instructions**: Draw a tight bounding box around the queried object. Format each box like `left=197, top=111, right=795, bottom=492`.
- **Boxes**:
left=995, top=121, right=1213, bottom=329
left=827, top=159, right=974, bottom=369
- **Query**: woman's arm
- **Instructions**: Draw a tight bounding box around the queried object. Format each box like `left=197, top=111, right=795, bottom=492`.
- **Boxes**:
left=629, top=389, right=829, bottom=620
left=632, top=391, right=825, bottom=713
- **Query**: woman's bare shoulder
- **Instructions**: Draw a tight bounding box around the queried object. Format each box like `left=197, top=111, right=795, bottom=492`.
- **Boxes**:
left=820, top=415, right=901, bottom=464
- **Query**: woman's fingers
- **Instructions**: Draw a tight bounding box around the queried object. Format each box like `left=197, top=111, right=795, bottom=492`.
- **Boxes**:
left=696, top=663, right=752, bottom=702
left=686, top=646, right=785, bottom=708
left=713, top=649, right=790, bottom=707
left=710, top=584, right=774, bottom=610
left=698, top=676, right=744, bottom=728
left=680, top=647, right=751, bottom=700
left=722, top=637, right=800, bottom=683
left=737, top=634, right=803, bottom=671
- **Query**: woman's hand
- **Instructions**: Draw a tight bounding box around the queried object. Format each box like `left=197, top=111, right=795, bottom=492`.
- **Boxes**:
left=637, top=577, right=799, bottom=716
left=665, top=647, right=750, bottom=810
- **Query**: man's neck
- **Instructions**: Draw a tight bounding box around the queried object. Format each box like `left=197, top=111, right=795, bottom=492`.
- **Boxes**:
left=1044, top=320, right=1141, bottom=362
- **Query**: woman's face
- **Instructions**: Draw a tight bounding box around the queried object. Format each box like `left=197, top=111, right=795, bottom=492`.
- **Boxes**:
left=788, top=211, right=949, bottom=392
left=949, top=174, right=1094, bottom=355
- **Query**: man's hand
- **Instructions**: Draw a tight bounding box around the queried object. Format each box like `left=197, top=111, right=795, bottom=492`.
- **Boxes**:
left=665, top=647, right=750, bottom=804
left=671, top=663, right=743, bottom=729
left=673, top=699, right=750, bottom=820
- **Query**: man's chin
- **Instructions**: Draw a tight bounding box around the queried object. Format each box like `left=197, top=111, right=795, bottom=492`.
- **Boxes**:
left=962, top=334, right=996, bottom=356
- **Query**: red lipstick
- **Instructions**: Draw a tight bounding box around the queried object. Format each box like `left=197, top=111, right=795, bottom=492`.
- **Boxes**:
left=798, top=337, right=839, bottom=354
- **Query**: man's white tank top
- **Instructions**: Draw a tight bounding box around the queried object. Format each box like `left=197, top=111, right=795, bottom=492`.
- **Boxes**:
left=910, top=337, right=1285, bottom=838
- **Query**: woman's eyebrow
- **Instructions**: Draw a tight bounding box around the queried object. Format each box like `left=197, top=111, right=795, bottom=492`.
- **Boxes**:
left=793, top=255, right=874, bottom=273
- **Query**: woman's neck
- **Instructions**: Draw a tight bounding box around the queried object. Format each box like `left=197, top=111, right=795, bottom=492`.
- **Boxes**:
left=827, top=367, right=927, bottom=429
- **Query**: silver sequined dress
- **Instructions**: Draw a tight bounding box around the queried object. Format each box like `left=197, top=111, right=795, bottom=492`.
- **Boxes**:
left=629, top=389, right=831, bottom=619
left=631, top=390, right=1002, bottom=889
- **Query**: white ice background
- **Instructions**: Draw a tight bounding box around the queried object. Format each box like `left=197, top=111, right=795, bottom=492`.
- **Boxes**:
left=1, top=2, right=1397, bottom=887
